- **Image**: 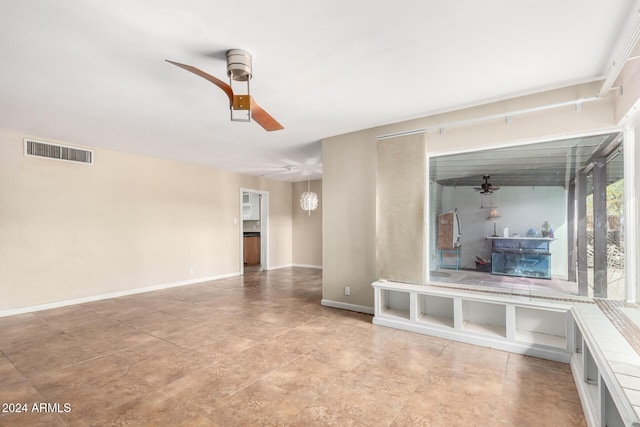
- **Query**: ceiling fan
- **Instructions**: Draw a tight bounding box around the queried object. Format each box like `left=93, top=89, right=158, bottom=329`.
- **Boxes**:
left=166, top=49, right=283, bottom=132
left=259, top=165, right=298, bottom=178
left=474, top=175, right=500, bottom=194
left=241, top=162, right=320, bottom=179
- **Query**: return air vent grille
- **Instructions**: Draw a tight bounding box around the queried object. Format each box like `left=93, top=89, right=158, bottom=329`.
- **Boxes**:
left=24, top=139, right=93, bottom=165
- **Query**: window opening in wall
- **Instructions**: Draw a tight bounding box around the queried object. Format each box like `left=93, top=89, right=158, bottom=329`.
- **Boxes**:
left=429, top=131, right=626, bottom=300
left=585, top=147, right=624, bottom=299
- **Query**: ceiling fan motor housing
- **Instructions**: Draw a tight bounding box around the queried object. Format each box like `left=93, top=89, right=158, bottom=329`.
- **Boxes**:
left=226, top=49, right=252, bottom=81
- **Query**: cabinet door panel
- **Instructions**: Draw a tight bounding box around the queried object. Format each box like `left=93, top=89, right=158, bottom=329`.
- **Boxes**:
left=244, top=236, right=261, bottom=265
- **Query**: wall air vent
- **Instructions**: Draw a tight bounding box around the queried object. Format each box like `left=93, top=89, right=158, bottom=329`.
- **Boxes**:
left=24, top=138, right=94, bottom=165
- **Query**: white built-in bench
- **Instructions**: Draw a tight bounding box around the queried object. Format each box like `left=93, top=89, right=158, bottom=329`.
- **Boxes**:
left=572, top=303, right=640, bottom=426
left=372, top=280, right=640, bottom=427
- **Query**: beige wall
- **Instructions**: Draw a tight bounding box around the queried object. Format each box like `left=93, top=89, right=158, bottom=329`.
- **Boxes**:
left=379, top=81, right=615, bottom=155
left=291, top=179, right=322, bottom=267
left=322, top=81, right=624, bottom=310
left=377, top=134, right=427, bottom=284
left=0, top=129, right=292, bottom=312
left=322, top=129, right=379, bottom=308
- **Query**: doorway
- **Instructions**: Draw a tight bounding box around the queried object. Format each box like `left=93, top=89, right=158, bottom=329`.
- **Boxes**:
left=240, top=188, right=269, bottom=273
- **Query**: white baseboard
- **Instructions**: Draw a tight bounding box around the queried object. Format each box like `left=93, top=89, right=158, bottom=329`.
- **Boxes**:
left=321, top=299, right=374, bottom=315
left=261, top=264, right=323, bottom=271
left=0, top=272, right=242, bottom=318
left=292, top=264, right=323, bottom=270
left=266, top=264, right=293, bottom=270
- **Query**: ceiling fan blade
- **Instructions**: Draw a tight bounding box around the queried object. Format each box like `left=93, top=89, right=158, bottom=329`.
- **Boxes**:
left=250, top=97, right=284, bottom=131
left=166, top=60, right=283, bottom=132
left=165, top=60, right=233, bottom=105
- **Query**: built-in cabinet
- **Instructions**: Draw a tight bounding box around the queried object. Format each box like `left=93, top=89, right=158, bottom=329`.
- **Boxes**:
left=373, top=280, right=571, bottom=362
left=242, top=192, right=260, bottom=220
left=243, top=235, right=260, bottom=266
left=373, top=281, right=640, bottom=427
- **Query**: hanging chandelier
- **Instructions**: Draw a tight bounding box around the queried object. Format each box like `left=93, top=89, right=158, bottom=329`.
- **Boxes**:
left=300, top=177, right=318, bottom=215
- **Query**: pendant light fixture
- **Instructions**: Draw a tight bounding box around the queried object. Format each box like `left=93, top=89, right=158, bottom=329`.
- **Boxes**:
left=487, top=208, right=500, bottom=237
left=300, top=174, right=318, bottom=216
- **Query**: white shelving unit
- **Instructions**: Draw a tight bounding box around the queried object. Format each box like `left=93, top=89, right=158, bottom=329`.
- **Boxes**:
left=372, top=280, right=573, bottom=363
left=373, top=281, right=640, bottom=426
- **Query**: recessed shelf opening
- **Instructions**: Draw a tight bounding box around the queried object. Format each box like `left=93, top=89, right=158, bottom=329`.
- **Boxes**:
left=604, top=384, right=625, bottom=427
left=584, top=345, right=599, bottom=406
left=381, top=289, right=410, bottom=320
left=515, top=307, right=567, bottom=348
left=417, top=294, right=454, bottom=328
left=461, top=300, right=506, bottom=338
left=574, top=324, right=583, bottom=354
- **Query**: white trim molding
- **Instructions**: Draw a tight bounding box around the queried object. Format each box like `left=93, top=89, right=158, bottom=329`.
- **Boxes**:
left=266, top=264, right=294, bottom=270
left=321, top=299, right=374, bottom=315
left=0, top=272, right=242, bottom=317
left=624, top=125, right=637, bottom=303
left=292, top=264, right=323, bottom=269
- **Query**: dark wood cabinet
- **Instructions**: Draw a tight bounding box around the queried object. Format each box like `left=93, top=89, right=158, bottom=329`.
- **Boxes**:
left=243, top=236, right=261, bottom=266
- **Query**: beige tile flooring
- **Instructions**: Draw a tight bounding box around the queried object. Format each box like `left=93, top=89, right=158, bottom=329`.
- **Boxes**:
left=0, top=267, right=585, bottom=426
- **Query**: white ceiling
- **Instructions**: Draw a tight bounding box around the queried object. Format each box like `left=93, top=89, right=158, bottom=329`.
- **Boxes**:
left=0, top=1, right=637, bottom=181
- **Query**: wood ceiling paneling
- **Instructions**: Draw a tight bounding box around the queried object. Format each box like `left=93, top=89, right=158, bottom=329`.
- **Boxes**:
left=431, top=133, right=623, bottom=189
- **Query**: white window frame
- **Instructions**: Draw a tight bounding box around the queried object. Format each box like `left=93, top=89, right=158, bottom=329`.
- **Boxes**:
left=426, top=127, right=635, bottom=301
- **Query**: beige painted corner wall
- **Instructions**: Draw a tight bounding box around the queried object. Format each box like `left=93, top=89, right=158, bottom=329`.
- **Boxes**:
left=377, top=134, right=427, bottom=284
left=322, top=81, right=622, bottom=310
left=322, top=130, right=378, bottom=307
left=0, top=129, right=292, bottom=311
left=291, top=179, right=322, bottom=267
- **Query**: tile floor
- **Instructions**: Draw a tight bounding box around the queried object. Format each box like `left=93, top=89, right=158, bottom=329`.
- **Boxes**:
left=0, top=267, right=585, bottom=426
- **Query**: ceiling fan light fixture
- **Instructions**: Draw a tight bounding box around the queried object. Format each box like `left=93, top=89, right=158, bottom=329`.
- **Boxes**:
left=226, top=49, right=253, bottom=123
left=165, top=53, right=283, bottom=131
left=474, top=174, right=500, bottom=194
left=226, top=49, right=252, bottom=81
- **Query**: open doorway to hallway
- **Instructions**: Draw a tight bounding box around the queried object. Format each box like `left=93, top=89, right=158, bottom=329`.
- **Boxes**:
left=240, top=189, right=269, bottom=273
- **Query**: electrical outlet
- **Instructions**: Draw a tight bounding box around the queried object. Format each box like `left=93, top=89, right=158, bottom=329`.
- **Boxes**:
left=344, top=286, right=350, bottom=296
left=190, top=267, right=195, bottom=275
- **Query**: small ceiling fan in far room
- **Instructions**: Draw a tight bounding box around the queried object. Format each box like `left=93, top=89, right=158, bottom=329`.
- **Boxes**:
left=166, top=49, right=284, bottom=132
left=474, top=175, right=500, bottom=194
